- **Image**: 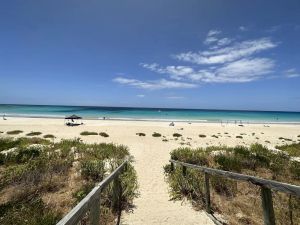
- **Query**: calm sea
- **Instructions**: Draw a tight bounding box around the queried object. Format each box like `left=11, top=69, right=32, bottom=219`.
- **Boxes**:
left=1, top=104, right=300, bottom=123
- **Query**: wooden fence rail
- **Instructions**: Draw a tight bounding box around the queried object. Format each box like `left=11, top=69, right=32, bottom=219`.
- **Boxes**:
left=56, top=158, right=129, bottom=225
left=169, top=159, right=300, bottom=225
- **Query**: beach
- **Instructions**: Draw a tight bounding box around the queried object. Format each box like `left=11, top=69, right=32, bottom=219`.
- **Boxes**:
left=0, top=117, right=299, bottom=224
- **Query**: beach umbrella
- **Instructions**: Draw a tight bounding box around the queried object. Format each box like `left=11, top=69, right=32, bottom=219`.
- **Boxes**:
left=65, top=114, right=82, bottom=120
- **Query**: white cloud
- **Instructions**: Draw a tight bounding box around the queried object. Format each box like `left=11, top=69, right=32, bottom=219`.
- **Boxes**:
left=207, top=29, right=221, bottom=36
left=284, top=69, right=300, bottom=78
left=175, top=38, right=277, bottom=65
left=137, top=94, right=145, bottom=97
left=239, top=26, right=247, bottom=31
left=141, top=58, right=275, bottom=83
left=141, top=63, right=195, bottom=80
left=204, top=30, right=221, bottom=45
left=113, top=77, right=197, bottom=90
left=217, top=38, right=232, bottom=46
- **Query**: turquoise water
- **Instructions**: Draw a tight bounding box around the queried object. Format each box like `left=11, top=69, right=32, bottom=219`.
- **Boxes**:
left=1, top=104, right=300, bottom=123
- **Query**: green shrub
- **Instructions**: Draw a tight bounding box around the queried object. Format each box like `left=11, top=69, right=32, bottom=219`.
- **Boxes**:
left=80, top=131, right=98, bottom=136
left=7, top=130, right=23, bottom=135
left=276, top=143, right=300, bottom=157
left=80, top=160, right=105, bottom=181
left=152, top=132, right=161, bottom=137
left=136, top=133, right=146, bottom=136
left=43, top=134, right=55, bottom=139
left=26, top=132, right=42, bottom=136
left=215, top=154, right=242, bottom=172
left=236, top=135, right=243, bottom=139
left=72, top=183, right=95, bottom=202
left=199, top=134, right=206, bottom=138
left=99, top=132, right=109, bottom=137
left=0, top=193, right=61, bottom=225
left=211, top=135, right=218, bottom=138
left=173, top=133, right=182, bottom=137
left=290, top=161, right=300, bottom=179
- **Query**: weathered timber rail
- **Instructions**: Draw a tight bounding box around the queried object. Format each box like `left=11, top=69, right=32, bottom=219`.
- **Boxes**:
left=57, top=158, right=129, bottom=225
left=170, top=159, right=300, bottom=225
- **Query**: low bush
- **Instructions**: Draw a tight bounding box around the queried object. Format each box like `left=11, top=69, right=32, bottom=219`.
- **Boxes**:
left=80, top=131, right=98, bottom=136
left=173, top=133, right=182, bottom=137
left=0, top=137, right=138, bottom=225
left=7, top=130, right=23, bottom=135
left=43, top=134, right=55, bottom=139
left=136, top=133, right=146, bottom=136
left=99, top=132, right=109, bottom=137
left=152, top=132, right=161, bottom=137
left=199, top=134, right=206, bottom=138
left=26, top=132, right=42, bottom=136
left=276, top=143, right=300, bottom=157
left=165, top=143, right=300, bottom=225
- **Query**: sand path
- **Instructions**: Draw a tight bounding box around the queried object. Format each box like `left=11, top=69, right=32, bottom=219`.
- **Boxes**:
left=121, top=139, right=214, bottom=225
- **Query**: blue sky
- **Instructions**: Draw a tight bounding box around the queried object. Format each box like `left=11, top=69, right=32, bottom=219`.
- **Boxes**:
left=0, top=0, right=300, bottom=111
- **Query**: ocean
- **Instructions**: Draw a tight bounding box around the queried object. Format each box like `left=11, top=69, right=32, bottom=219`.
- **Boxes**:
left=1, top=104, right=300, bottom=123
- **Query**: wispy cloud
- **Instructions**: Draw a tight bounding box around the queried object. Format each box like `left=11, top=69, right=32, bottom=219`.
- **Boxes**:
left=284, top=69, right=300, bottom=78
left=175, top=38, right=277, bottom=65
left=203, top=29, right=221, bottom=45
left=114, top=29, right=289, bottom=89
left=113, top=77, right=197, bottom=90
left=239, top=26, right=247, bottom=31
left=136, top=94, right=145, bottom=97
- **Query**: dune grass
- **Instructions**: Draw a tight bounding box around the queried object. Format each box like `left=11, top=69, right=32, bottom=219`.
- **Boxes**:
left=26, top=131, right=42, bottom=136
left=99, top=132, right=109, bottom=137
left=0, top=137, right=138, bottom=225
left=152, top=132, right=161, bottom=137
left=6, top=130, right=23, bottom=135
left=276, top=143, right=300, bottom=157
left=164, top=143, right=300, bottom=225
left=80, top=131, right=98, bottom=136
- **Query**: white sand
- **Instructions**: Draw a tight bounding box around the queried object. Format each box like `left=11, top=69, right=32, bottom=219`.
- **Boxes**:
left=0, top=117, right=299, bottom=225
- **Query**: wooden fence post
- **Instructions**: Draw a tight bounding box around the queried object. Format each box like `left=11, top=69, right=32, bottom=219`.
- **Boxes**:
left=204, top=172, right=211, bottom=214
left=90, top=197, right=100, bottom=225
left=261, top=186, right=275, bottom=225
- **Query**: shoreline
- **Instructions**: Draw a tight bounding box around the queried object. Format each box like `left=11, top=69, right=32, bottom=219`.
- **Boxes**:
left=2, top=114, right=300, bottom=125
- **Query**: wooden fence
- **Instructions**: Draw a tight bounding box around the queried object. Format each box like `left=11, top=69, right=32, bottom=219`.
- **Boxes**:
left=169, top=159, right=300, bottom=225
left=56, top=158, right=129, bottom=225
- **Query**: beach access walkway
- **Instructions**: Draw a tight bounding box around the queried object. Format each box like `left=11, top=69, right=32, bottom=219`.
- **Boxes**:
left=121, top=140, right=214, bottom=225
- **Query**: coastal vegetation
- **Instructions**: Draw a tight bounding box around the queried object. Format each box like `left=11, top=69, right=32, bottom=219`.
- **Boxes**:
left=99, top=132, right=109, bottom=137
left=199, top=134, right=206, bottom=138
left=0, top=137, right=138, bottom=225
left=173, top=133, right=182, bottom=137
left=136, top=132, right=146, bottom=136
left=6, top=130, right=23, bottom=135
left=26, top=131, right=42, bottom=136
left=80, top=131, right=98, bottom=136
left=152, top=132, right=162, bottom=137
left=43, top=134, right=55, bottom=139
left=164, top=143, right=300, bottom=225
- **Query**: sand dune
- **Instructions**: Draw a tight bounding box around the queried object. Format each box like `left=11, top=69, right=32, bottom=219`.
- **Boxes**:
left=0, top=117, right=299, bottom=224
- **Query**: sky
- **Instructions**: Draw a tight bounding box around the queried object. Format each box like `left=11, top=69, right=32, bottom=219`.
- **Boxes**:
left=0, top=0, right=300, bottom=111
